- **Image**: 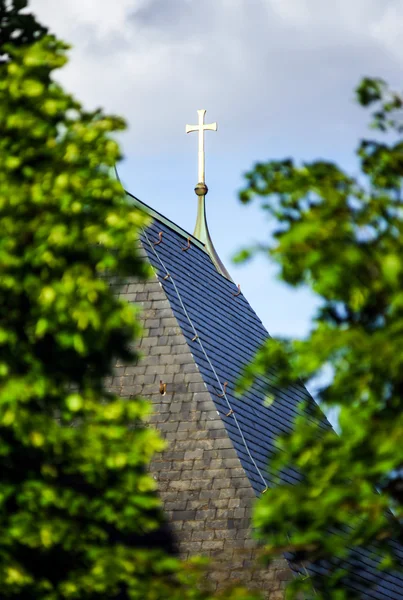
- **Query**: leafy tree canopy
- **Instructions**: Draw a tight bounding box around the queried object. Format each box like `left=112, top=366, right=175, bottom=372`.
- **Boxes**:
left=0, top=2, right=258, bottom=599
left=238, top=77, right=403, bottom=599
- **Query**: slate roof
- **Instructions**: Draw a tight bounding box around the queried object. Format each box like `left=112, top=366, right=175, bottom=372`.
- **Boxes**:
left=130, top=194, right=403, bottom=600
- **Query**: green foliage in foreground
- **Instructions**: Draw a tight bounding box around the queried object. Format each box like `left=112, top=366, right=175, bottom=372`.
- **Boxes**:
left=0, top=2, right=259, bottom=599
left=238, top=77, right=403, bottom=599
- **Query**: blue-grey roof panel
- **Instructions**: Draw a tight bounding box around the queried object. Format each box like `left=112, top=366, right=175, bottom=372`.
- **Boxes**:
left=139, top=215, right=403, bottom=599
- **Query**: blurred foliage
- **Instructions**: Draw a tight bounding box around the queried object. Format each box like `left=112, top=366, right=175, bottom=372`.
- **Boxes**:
left=0, top=1, right=260, bottom=599
left=238, top=76, right=403, bottom=599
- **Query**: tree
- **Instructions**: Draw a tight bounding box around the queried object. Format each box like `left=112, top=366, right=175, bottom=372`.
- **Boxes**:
left=0, top=2, right=258, bottom=598
left=238, top=78, right=403, bottom=599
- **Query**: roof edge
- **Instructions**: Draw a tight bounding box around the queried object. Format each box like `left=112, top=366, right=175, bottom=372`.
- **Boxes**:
left=125, top=190, right=208, bottom=254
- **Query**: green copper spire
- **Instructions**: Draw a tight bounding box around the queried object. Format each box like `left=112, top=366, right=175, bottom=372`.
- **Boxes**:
left=193, top=182, right=232, bottom=281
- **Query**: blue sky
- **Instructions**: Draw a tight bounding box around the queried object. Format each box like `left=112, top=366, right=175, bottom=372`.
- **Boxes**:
left=31, top=0, right=403, bottom=341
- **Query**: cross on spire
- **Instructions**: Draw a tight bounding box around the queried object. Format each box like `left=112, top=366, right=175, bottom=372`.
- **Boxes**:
left=186, top=109, right=217, bottom=185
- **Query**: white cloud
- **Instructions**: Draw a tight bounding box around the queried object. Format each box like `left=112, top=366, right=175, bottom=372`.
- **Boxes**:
left=29, top=0, right=403, bottom=150
left=369, top=2, right=403, bottom=63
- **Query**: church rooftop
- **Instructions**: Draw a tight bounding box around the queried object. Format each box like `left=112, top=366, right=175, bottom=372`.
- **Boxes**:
left=115, top=105, right=403, bottom=597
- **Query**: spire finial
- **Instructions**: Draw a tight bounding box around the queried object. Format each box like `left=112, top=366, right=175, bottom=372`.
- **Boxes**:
left=185, top=110, right=232, bottom=281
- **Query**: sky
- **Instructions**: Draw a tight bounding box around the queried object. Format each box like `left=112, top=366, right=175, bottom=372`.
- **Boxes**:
left=30, top=0, right=403, bottom=340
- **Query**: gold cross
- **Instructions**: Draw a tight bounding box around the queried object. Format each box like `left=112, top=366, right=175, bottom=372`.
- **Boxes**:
left=186, top=109, right=217, bottom=184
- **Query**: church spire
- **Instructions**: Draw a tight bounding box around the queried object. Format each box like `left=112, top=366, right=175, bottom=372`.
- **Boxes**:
left=186, top=109, right=232, bottom=281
